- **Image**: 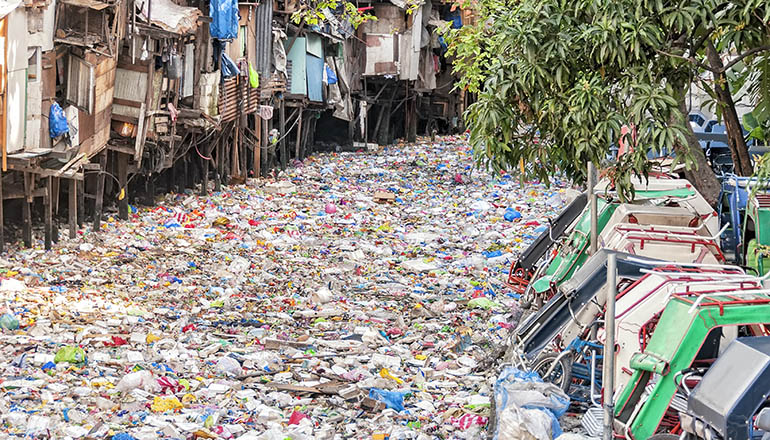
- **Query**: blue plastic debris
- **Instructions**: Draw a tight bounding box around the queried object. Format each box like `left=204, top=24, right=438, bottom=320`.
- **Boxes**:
left=504, top=208, right=522, bottom=221
left=369, top=388, right=408, bottom=412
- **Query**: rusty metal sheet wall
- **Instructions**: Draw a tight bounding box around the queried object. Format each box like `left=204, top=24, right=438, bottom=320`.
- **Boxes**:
left=254, top=0, right=272, bottom=78
left=218, top=76, right=259, bottom=122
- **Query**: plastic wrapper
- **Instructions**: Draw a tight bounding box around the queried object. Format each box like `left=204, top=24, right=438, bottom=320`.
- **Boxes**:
left=494, top=367, right=570, bottom=440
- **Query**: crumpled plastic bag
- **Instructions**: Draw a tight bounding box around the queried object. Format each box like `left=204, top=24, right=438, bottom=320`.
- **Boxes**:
left=498, top=404, right=555, bottom=440
left=54, top=346, right=86, bottom=365
left=369, top=388, right=408, bottom=412
left=494, top=367, right=570, bottom=440
left=116, top=370, right=160, bottom=393
left=248, top=62, right=259, bottom=88
left=48, top=102, right=69, bottom=138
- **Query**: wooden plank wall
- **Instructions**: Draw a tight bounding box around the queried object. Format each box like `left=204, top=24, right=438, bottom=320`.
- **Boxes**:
left=40, top=51, right=57, bottom=151
left=77, top=53, right=116, bottom=158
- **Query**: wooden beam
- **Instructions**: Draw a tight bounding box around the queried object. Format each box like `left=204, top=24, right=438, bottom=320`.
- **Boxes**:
left=295, top=110, right=303, bottom=160
left=201, top=137, right=209, bottom=196
left=107, top=144, right=136, bottom=155
left=279, top=98, right=287, bottom=170
left=2, top=187, right=47, bottom=200
left=22, top=173, right=32, bottom=248
left=1, top=18, right=7, bottom=172
left=6, top=163, right=84, bottom=180
left=45, top=177, right=52, bottom=250
left=77, top=179, right=84, bottom=227
left=52, top=177, right=60, bottom=214
left=261, top=114, right=268, bottom=177
left=92, top=151, right=107, bottom=232
left=285, top=19, right=305, bottom=55
left=69, top=178, right=77, bottom=238
left=112, top=97, right=143, bottom=108
left=0, top=169, right=4, bottom=253
left=253, top=116, right=261, bottom=178
left=111, top=114, right=140, bottom=124
left=214, top=134, right=222, bottom=192
left=52, top=177, right=59, bottom=244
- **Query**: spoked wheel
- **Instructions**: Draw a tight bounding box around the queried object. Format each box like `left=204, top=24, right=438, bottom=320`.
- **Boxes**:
left=648, top=435, right=680, bottom=440
left=532, top=351, right=573, bottom=392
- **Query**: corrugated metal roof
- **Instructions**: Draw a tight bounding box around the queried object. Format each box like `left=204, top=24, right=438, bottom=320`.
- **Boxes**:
left=254, top=0, right=272, bottom=77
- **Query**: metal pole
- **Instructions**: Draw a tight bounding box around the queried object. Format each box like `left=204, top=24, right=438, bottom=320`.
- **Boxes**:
left=603, top=253, right=617, bottom=440
left=588, top=162, right=598, bottom=254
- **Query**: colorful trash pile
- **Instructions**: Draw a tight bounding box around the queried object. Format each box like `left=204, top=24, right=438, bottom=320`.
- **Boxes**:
left=0, top=136, right=576, bottom=439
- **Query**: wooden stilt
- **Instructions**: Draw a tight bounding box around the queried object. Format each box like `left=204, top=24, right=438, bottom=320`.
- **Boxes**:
left=105, top=151, right=114, bottom=196
left=69, top=178, right=77, bottom=238
left=308, top=115, right=317, bottom=155
left=232, top=120, right=240, bottom=179
left=52, top=177, right=60, bottom=215
left=214, top=135, right=222, bottom=192
left=201, top=138, right=210, bottom=196
left=146, top=176, right=155, bottom=205
left=295, top=110, right=303, bottom=160
left=23, top=173, right=32, bottom=248
left=0, top=169, right=4, bottom=253
left=254, top=117, right=261, bottom=178
left=118, top=152, right=128, bottom=220
left=52, top=177, right=59, bottom=244
left=182, top=155, right=189, bottom=192
left=240, top=115, right=247, bottom=178
left=77, top=179, right=84, bottom=228
left=261, top=116, right=268, bottom=177
left=279, top=98, right=287, bottom=170
left=93, top=152, right=107, bottom=232
left=348, top=113, right=355, bottom=145
left=268, top=117, right=275, bottom=172
left=45, top=176, right=52, bottom=250
left=301, top=112, right=310, bottom=159
left=407, top=81, right=417, bottom=143
left=168, top=160, right=176, bottom=194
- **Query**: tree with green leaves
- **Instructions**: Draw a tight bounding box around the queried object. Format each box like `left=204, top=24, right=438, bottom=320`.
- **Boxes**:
left=448, top=0, right=770, bottom=204
left=663, top=0, right=770, bottom=176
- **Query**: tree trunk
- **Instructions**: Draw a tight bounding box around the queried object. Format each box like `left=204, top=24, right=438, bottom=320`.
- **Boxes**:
left=705, top=41, right=753, bottom=176
left=674, top=92, right=721, bottom=207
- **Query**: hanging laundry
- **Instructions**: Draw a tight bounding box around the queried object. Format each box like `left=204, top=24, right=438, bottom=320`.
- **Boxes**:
left=221, top=53, right=240, bottom=77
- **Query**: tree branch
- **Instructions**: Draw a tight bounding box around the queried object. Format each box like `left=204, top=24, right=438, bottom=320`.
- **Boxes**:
left=690, top=28, right=714, bottom=54
left=656, top=45, right=770, bottom=75
left=654, top=49, right=715, bottom=72
left=720, top=45, right=770, bottom=73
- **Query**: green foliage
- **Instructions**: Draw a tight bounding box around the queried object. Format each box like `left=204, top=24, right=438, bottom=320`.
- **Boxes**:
left=447, top=0, right=770, bottom=201
left=448, top=0, right=696, bottom=201
left=291, top=0, right=376, bottom=29
left=750, top=153, right=770, bottom=200
left=404, top=0, right=423, bottom=15
left=739, top=54, right=770, bottom=142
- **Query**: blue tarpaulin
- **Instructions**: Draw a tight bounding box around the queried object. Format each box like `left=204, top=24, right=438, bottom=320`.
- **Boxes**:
left=325, top=64, right=337, bottom=85
left=210, top=0, right=239, bottom=39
